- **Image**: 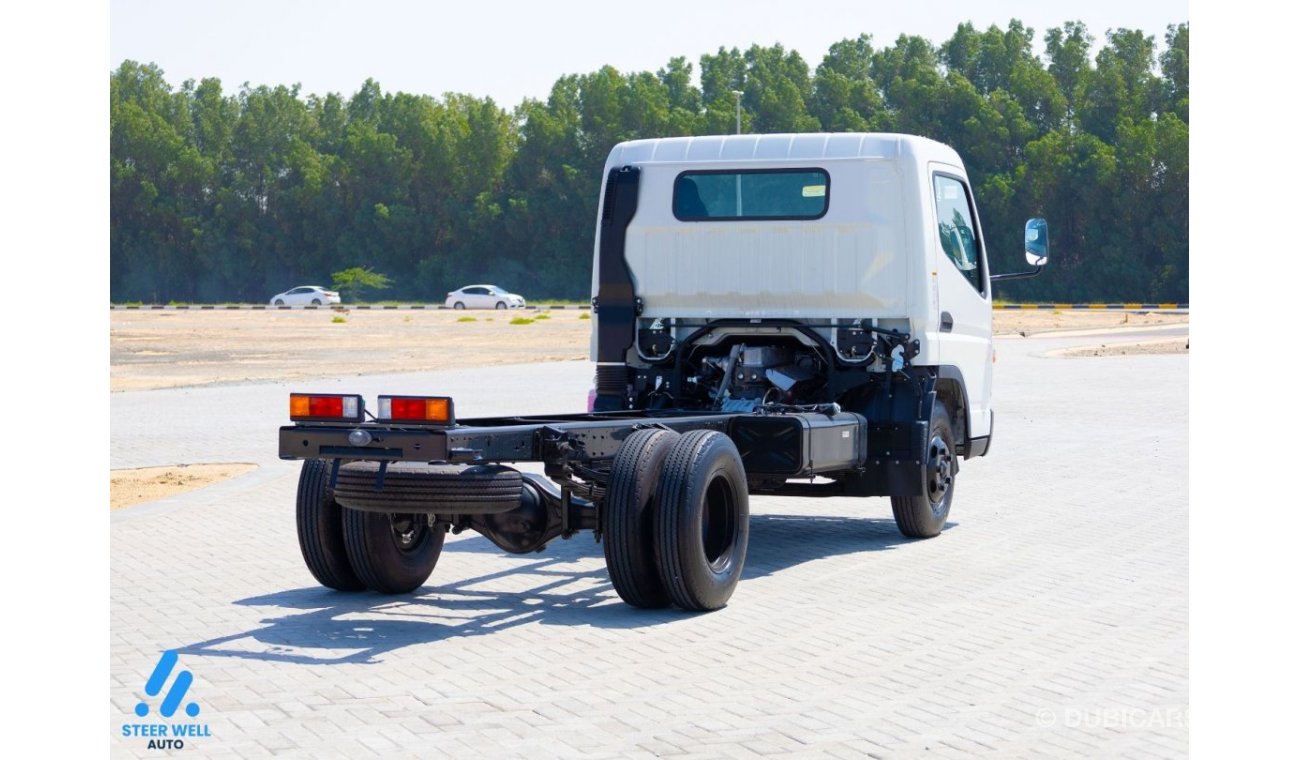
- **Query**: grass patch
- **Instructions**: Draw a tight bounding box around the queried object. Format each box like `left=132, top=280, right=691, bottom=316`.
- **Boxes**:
left=579, top=312, right=591, bottom=320
left=331, top=315, right=347, bottom=323
left=533, top=312, right=551, bottom=320
left=509, top=316, right=535, bottom=325
left=456, top=316, right=477, bottom=322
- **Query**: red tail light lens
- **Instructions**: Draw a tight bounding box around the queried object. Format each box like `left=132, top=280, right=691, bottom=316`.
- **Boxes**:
left=377, top=395, right=455, bottom=425
left=289, top=393, right=364, bottom=422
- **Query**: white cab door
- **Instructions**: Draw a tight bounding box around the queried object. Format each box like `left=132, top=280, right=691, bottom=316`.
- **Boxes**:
left=930, top=168, right=994, bottom=438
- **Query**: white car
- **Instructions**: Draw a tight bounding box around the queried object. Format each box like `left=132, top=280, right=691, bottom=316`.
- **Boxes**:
left=444, top=284, right=526, bottom=310
left=270, top=286, right=341, bottom=306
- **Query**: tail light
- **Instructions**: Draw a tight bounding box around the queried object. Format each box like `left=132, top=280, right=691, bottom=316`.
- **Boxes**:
left=378, top=395, right=455, bottom=425
left=289, top=393, right=364, bottom=422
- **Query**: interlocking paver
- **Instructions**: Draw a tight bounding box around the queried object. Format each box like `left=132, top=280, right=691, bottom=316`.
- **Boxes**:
left=110, top=332, right=1188, bottom=757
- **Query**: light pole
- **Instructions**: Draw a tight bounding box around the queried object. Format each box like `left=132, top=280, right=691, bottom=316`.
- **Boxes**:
left=731, top=90, right=743, bottom=134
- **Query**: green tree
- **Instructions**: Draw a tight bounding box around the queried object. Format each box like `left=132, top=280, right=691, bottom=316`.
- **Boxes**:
left=740, top=44, right=821, bottom=133
left=1160, top=24, right=1189, bottom=123
left=331, top=266, right=392, bottom=302
left=1078, top=28, right=1158, bottom=142
left=811, top=35, right=888, bottom=132
left=110, top=17, right=1190, bottom=305
left=1044, top=21, right=1094, bottom=115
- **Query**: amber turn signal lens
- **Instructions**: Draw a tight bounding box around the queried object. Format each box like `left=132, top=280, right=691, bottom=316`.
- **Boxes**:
left=377, top=395, right=455, bottom=424
left=289, top=393, right=363, bottom=422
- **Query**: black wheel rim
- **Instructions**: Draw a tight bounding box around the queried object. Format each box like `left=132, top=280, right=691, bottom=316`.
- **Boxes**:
left=701, top=474, right=738, bottom=571
left=926, top=434, right=953, bottom=512
left=389, top=514, right=427, bottom=553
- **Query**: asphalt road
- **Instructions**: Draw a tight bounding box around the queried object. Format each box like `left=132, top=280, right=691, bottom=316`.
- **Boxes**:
left=110, top=326, right=1189, bottom=758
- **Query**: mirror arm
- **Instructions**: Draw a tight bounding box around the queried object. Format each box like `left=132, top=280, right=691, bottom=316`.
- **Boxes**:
left=990, top=265, right=1045, bottom=283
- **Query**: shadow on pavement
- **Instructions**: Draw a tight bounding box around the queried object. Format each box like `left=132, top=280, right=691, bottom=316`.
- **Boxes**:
left=181, top=513, right=936, bottom=665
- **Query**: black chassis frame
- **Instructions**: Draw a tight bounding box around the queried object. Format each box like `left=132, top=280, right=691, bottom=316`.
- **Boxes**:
left=280, top=406, right=869, bottom=548
left=280, top=410, right=733, bottom=470
left=279, top=406, right=873, bottom=488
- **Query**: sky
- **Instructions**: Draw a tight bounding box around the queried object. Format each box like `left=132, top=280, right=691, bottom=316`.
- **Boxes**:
left=110, top=0, right=1190, bottom=106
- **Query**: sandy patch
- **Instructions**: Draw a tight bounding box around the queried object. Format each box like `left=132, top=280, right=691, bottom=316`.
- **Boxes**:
left=111, top=309, right=593, bottom=392
left=1049, top=338, right=1190, bottom=358
left=111, top=463, right=257, bottom=509
left=992, top=309, right=1187, bottom=336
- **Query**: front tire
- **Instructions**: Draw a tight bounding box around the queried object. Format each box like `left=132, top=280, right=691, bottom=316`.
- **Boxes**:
left=495, top=301, right=506, bottom=310
left=654, top=430, right=749, bottom=611
left=342, top=508, right=445, bottom=594
left=296, top=460, right=365, bottom=591
left=891, top=401, right=957, bottom=538
left=604, top=428, right=679, bottom=608
left=274, top=299, right=285, bottom=306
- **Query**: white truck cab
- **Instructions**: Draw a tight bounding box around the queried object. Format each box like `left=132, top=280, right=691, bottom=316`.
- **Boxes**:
left=591, top=133, right=1048, bottom=536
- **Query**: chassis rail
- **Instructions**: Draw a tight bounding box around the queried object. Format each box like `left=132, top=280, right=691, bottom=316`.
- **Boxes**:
left=280, top=408, right=872, bottom=483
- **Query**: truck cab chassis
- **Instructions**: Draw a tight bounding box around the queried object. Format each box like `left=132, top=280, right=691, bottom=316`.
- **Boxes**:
left=278, top=133, right=1049, bottom=611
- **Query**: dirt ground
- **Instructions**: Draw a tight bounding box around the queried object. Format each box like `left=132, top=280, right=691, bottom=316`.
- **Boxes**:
left=110, top=308, right=1187, bottom=393
left=110, top=463, right=257, bottom=509
left=109, top=307, right=1187, bottom=507
left=1052, top=338, right=1190, bottom=358
left=110, top=309, right=594, bottom=393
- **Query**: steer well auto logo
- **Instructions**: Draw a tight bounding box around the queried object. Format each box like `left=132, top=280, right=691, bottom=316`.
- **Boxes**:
left=121, top=651, right=213, bottom=750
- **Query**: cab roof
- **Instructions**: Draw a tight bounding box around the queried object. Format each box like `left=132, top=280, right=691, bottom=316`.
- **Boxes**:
left=604, top=133, right=964, bottom=167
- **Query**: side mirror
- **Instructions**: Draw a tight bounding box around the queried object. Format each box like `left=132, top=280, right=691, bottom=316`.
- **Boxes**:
left=990, top=217, right=1050, bottom=283
left=1025, top=218, right=1049, bottom=267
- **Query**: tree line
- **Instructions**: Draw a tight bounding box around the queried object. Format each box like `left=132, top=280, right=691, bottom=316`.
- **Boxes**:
left=110, top=20, right=1188, bottom=303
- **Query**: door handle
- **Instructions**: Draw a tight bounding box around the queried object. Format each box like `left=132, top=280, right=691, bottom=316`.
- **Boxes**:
left=940, top=312, right=954, bottom=333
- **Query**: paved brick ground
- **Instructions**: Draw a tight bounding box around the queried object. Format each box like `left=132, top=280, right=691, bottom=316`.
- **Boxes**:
left=110, top=331, right=1188, bottom=758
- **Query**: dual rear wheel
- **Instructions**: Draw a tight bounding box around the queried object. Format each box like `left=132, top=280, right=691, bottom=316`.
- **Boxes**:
left=295, top=460, right=448, bottom=594
left=603, top=429, right=750, bottom=612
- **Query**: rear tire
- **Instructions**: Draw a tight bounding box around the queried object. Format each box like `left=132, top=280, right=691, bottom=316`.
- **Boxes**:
left=342, top=508, right=445, bottom=594
left=604, top=428, right=679, bottom=608
left=453, top=302, right=465, bottom=310
left=654, top=430, right=749, bottom=611
left=891, top=401, right=957, bottom=538
left=311, top=298, right=322, bottom=305
left=295, top=459, right=365, bottom=591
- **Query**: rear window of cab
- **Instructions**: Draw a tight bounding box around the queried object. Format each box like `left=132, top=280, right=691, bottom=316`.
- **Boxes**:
left=673, top=169, right=829, bottom=221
